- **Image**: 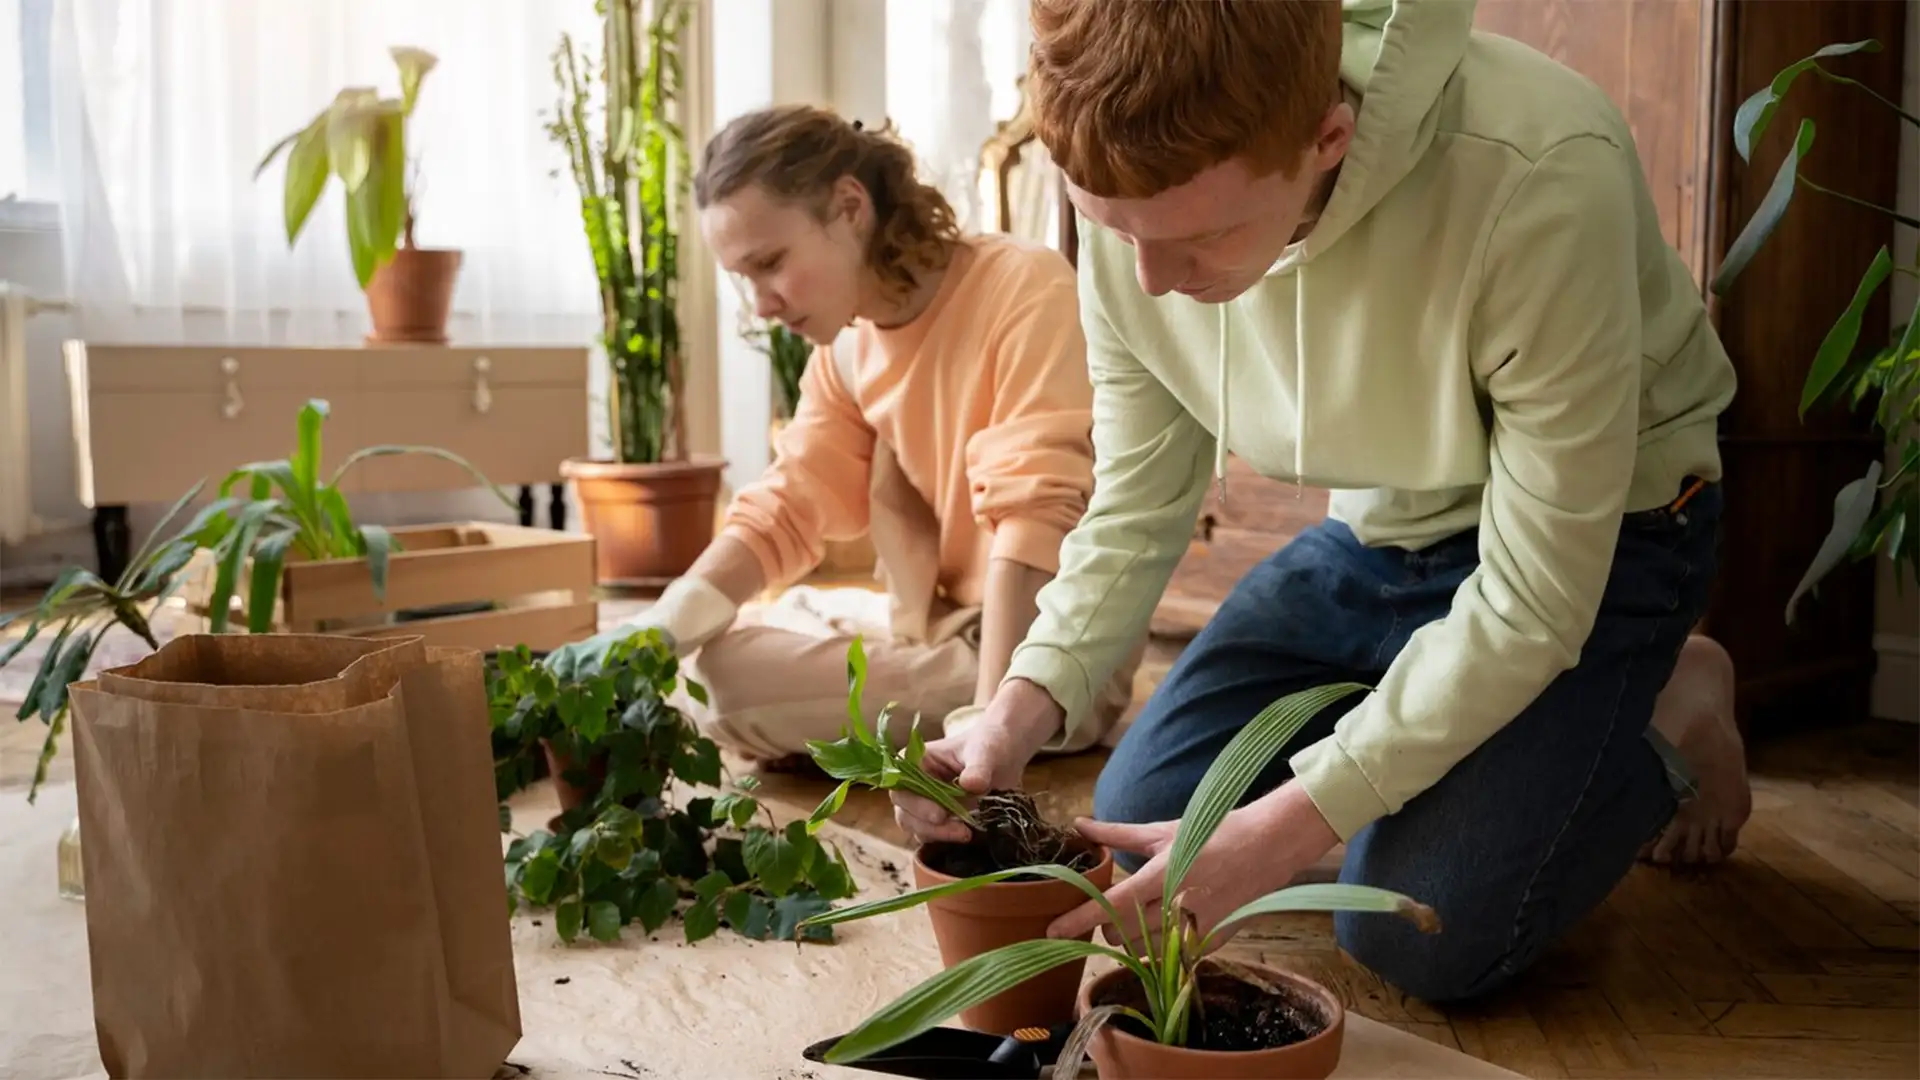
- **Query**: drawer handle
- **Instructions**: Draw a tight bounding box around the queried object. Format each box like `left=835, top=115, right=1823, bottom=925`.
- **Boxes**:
left=220, top=356, right=243, bottom=420
left=472, top=355, right=493, bottom=414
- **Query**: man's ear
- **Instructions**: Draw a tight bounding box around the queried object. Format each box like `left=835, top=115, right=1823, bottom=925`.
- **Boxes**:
left=1313, top=99, right=1356, bottom=172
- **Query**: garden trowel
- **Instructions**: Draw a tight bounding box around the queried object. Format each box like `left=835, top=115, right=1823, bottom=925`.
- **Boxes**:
left=800, top=1024, right=1100, bottom=1079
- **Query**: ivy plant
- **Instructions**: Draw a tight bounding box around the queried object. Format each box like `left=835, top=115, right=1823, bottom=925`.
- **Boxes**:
left=490, top=633, right=858, bottom=945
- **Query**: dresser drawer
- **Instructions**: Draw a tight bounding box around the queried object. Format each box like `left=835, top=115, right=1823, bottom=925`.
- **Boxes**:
left=74, top=344, right=365, bottom=395
left=351, top=386, right=588, bottom=491
left=80, top=389, right=363, bottom=505
left=357, top=346, right=588, bottom=389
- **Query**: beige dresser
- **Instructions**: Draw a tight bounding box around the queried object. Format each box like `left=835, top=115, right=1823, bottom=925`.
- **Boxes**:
left=63, top=343, right=590, bottom=581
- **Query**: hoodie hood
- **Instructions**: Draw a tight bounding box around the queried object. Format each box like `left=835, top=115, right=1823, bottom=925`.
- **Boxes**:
left=1267, top=0, right=1477, bottom=276
left=1209, top=0, right=1476, bottom=498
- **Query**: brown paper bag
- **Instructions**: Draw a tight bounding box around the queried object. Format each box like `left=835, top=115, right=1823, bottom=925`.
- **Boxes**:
left=67, top=633, right=522, bottom=1078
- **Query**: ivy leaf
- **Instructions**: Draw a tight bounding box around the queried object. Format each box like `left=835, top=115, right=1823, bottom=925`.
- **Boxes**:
left=684, top=676, right=709, bottom=706
left=684, top=897, right=721, bottom=943
left=596, top=834, right=636, bottom=871
left=714, top=791, right=758, bottom=829
left=673, top=738, right=722, bottom=787
left=743, top=825, right=805, bottom=896
left=723, top=890, right=773, bottom=940
left=712, top=838, right=750, bottom=884
left=772, top=892, right=836, bottom=943
left=685, top=796, right=717, bottom=829
left=807, top=841, right=857, bottom=901
left=588, top=900, right=623, bottom=943
left=693, top=870, right=732, bottom=903
left=636, top=878, right=678, bottom=935
left=556, top=898, right=583, bottom=944
left=520, top=848, right=561, bottom=905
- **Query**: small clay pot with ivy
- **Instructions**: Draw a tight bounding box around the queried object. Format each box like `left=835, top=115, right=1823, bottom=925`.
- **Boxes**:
left=802, top=637, right=1114, bottom=1031
left=489, top=634, right=858, bottom=945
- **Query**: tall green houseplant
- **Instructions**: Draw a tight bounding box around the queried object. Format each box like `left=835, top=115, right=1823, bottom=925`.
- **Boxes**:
left=1710, top=39, right=1919, bottom=620
left=550, top=0, right=693, bottom=466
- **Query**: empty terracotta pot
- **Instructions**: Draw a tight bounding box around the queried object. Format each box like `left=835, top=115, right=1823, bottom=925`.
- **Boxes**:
left=562, top=456, right=727, bottom=584
left=364, top=246, right=462, bottom=344
left=911, top=843, right=1114, bottom=1034
left=1076, top=962, right=1346, bottom=1080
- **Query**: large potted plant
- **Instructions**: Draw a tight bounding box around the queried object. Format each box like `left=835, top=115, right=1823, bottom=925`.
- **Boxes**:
left=255, top=46, right=461, bottom=344
left=801, top=677, right=1439, bottom=1080
left=1709, top=39, right=1919, bottom=617
left=549, top=0, right=726, bottom=584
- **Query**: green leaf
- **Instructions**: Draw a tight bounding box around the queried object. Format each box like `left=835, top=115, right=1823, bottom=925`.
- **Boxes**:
left=117, top=476, right=209, bottom=588
left=358, top=524, right=395, bottom=601
left=292, top=400, right=328, bottom=494
left=1802, top=247, right=1894, bottom=416
left=329, top=444, right=512, bottom=508
left=684, top=896, right=721, bottom=943
left=0, top=616, right=41, bottom=669
left=1207, top=882, right=1440, bottom=946
left=845, top=635, right=872, bottom=737
left=588, top=900, right=623, bottom=942
left=245, top=528, right=299, bottom=634
left=724, top=891, right=774, bottom=939
left=1787, top=460, right=1884, bottom=624
left=390, top=46, right=438, bottom=115
left=673, top=737, right=722, bottom=787
left=772, top=892, right=836, bottom=943
left=742, top=826, right=805, bottom=896
left=693, top=870, right=732, bottom=903
left=1733, top=40, right=1881, bottom=162
left=822, top=938, right=1123, bottom=1064
left=1164, top=682, right=1368, bottom=910
left=37, top=622, right=101, bottom=726
left=520, top=848, right=561, bottom=905
left=807, top=780, right=853, bottom=834
left=684, top=676, right=709, bottom=706
left=1712, top=119, right=1815, bottom=296
left=806, top=840, right=857, bottom=901
left=280, top=114, right=332, bottom=244
left=635, top=878, right=678, bottom=935
left=19, top=620, right=76, bottom=723
left=556, top=898, right=583, bottom=943
left=799, top=863, right=1117, bottom=931
left=206, top=500, right=280, bottom=633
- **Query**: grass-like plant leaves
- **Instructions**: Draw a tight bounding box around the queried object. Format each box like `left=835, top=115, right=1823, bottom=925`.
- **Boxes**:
left=804, top=676, right=1439, bottom=1064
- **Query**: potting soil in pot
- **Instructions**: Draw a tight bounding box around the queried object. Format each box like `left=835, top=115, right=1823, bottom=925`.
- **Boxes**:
left=1097, top=967, right=1332, bottom=1052
left=920, top=790, right=1100, bottom=879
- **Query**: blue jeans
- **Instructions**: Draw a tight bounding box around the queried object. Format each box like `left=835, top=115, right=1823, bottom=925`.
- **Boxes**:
left=1095, top=481, right=1721, bottom=1003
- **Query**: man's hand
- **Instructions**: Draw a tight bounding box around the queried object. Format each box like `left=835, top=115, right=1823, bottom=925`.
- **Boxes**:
left=1046, top=781, right=1340, bottom=952
left=891, top=678, right=1065, bottom=843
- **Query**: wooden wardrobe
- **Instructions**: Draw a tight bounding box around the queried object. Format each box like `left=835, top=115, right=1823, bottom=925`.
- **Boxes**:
left=1050, top=0, right=1911, bottom=728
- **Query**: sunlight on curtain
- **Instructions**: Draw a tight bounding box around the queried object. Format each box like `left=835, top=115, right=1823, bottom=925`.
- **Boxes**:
left=47, top=0, right=604, bottom=345
left=882, top=0, right=1029, bottom=234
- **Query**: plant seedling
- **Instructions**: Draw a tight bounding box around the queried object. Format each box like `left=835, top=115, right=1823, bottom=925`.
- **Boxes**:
left=797, top=681, right=1440, bottom=1069
left=804, top=636, right=1096, bottom=875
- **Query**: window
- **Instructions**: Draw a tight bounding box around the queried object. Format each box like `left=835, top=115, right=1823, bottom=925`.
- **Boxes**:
left=2, top=0, right=55, bottom=211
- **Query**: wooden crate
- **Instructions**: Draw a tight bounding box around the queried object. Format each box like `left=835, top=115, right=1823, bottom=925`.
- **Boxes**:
left=182, top=522, right=600, bottom=652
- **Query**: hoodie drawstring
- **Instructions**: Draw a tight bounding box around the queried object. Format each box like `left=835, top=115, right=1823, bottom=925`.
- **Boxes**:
left=1215, top=304, right=1229, bottom=505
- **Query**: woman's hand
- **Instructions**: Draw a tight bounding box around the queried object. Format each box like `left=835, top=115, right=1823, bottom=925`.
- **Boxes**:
left=890, top=679, right=1065, bottom=843
left=1046, top=781, right=1340, bottom=953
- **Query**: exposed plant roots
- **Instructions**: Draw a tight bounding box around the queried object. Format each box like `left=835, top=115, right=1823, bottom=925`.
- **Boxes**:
left=922, top=789, right=1099, bottom=878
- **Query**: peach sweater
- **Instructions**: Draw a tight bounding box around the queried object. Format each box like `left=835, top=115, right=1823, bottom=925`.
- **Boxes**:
left=721, top=235, right=1095, bottom=608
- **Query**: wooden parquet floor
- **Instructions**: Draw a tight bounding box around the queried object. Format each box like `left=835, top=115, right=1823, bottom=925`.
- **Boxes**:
left=743, top=645, right=1920, bottom=1079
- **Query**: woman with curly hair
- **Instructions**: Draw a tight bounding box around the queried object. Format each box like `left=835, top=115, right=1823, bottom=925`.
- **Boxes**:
left=561, top=104, right=1137, bottom=767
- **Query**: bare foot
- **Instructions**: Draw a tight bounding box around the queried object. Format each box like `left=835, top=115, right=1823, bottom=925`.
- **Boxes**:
left=1641, top=635, right=1750, bottom=867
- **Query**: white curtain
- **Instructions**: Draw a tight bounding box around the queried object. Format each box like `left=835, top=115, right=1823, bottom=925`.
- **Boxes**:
left=883, top=0, right=1033, bottom=236
left=47, top=0, right=605, bottom=346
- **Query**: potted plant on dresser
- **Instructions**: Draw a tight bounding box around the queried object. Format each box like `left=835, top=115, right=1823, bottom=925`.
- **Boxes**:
left=548, top=0, right=726, bottom=584
left=256, top=46, right=461, bottom=344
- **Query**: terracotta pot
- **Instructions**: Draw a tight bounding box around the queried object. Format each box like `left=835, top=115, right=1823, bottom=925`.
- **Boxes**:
left=364, top=247, right=462, bottom=344
left=1076, top=963, right=1346, bottom=1080
left=540, top=738, right=607, bottom=815
left=911, top=843, right=1114, bottom=1034
left=561, top=456, right=728, bottom=583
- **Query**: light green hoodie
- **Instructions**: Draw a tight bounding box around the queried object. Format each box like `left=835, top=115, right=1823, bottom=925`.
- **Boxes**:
left=1006, top=0, right=1737, bottom=841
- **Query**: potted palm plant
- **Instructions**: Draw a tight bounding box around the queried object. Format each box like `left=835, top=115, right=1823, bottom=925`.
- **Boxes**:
left=549, top=0, right=726, bottom=584
left=801, top=677, right=1440, bottom=1080
left=255, top=46, right=461, bottom=344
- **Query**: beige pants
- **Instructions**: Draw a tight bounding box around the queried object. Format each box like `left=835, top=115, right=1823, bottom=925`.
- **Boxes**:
left=680, top=440, right=1138, bottom=759
left=681, top=586, right=1137, bottom=759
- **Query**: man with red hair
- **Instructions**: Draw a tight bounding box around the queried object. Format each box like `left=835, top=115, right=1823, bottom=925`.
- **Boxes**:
left=892, top=0, right=1747, bottom=1003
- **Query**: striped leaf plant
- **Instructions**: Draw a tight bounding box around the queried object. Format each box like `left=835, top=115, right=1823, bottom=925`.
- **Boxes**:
left=798, top=681, right=1440, bottom=1070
